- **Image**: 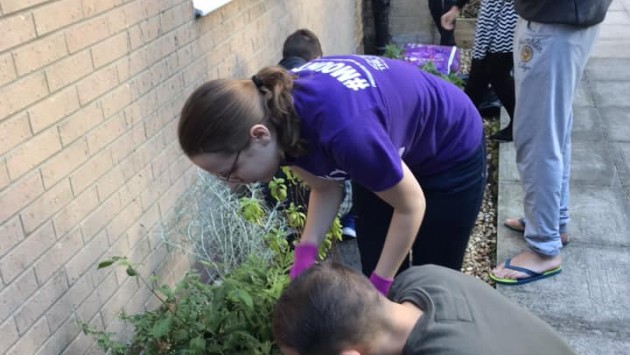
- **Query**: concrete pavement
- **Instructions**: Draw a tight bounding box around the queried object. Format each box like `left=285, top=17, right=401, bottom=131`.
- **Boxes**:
left=495, top=1, right=630, bottom=353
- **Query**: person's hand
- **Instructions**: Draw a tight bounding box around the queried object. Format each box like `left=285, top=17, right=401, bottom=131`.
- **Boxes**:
left=370, top=272, right=394, bottom=296
left=289, top=243, right=318, bottom=279
left=441, top=6, right=460, bottom=31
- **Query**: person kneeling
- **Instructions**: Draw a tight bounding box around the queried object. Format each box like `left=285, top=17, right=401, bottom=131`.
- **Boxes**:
left=272, top=262, right=574, bottom=355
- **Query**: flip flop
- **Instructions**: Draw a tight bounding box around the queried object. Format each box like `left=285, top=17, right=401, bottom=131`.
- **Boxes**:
left=503, top=218, right=570, bottom=246
left=489, top=258, right=562, bottom=285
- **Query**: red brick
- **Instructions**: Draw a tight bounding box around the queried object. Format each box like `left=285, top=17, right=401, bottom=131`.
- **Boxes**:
left=12, top=32, right=68, bottom=76
left=34, top=227, right=84, bottom=284
left=64, top=230, right=109, bottom=284
left=44, top=49, right=93, bottom=93
left=5, top=316, right=50, bottom=355
left=0, top=318, right=19, bottom=354
left=0, top=0, right=49, bottom=14
left=81, top=0, right=123, bottom=17
left=0, top=113, right=31, bottom=156
left=91, top=31, right=129, bottom=68
left=58, top=101, right=103, bottom=146
left=52, top=186, right=99, bottom=237
left=69, top=148, right=113, bottom=195
left=0, top=71, right=48, bottom=120
left=21, top=180, right=73, bottom=234
left=28, top=86, right=80, bottom=133
left=0, top=222, right=56, bottom=282
left=32, top=0, right=83, bottom=35
left=0, top=269, right=38, bottom=323
left=0, top=53, right=17, bottom=86
left=77, top=65, right=119, bottom=105
left=0, top=172, right=44, bottom=223
left=0, top=217, right=24, bottom=258
left=0, top=13, right=36, bottom=53
left=14, top=271, right=68, bottom=334
left=65, top=14, right=110, bottom=53
left=87, top=112, right=129, bottom=153
left=6, top=127, right=62, bottom=180
left=100, top=83, right=131, bottom=118
left=41, top=138, right=90, bottom=189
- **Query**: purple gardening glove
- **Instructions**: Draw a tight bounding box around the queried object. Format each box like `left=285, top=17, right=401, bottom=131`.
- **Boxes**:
left=370, top=272, right=394, bottom=296
left=289, top=243, right=318, bottom=280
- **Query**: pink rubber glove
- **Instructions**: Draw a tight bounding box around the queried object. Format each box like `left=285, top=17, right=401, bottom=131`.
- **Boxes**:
left=290, top=243, right=318, bottom=279
left=370, top=272, right=394, bottom=296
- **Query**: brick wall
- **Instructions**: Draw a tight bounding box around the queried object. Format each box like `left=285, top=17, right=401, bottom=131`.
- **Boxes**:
left=0, top=1, right=362, bottom=353
left=363, top=0, right=435, bottom=53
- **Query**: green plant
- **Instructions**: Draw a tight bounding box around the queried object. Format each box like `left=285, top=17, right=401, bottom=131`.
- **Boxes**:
left=419, top=61, right=465, bottom=89
left=82, top=233, right=291, bottom=354
left=83, top=168, right=343, bottom=354
left=382, top=43, right=405, bottom=59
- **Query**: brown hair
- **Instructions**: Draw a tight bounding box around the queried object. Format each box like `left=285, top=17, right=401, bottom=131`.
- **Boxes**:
left=282, top=28, right=323, bottom=61
left=178, top=66, right=306, bottom=158
left=272, top=261, right=384, bottom=355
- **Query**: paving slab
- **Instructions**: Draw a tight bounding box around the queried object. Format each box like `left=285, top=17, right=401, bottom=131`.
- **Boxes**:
left=498, top=140, right=617, bottom=186
left=591, top=40, right=630, bottom=58
left=591, top=81, right=630, bottom=107
left=600, top=107, right=630, bottom=142
left=610, top=142, right=630, bottom=196
left=585, top=58, right=630, bottom=81
left=498, top=182, right=629, bottom=248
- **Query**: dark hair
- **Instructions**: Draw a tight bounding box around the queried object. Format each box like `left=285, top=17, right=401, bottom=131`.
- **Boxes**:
left=272, top=262, right=384, bottom=355
left=178, top=66, right=306, bottom=158
left=282, top=28, right=323, bottom=61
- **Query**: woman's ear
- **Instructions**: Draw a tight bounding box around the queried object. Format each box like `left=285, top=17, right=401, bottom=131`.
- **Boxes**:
left=249, top=124, right=272, bottom=143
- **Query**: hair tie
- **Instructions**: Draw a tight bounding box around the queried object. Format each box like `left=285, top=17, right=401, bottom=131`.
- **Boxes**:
left=251, top=75, right=265, bottom=92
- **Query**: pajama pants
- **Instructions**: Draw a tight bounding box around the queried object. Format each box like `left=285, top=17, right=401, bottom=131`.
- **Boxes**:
left=512, top=17, right=600, bottom=256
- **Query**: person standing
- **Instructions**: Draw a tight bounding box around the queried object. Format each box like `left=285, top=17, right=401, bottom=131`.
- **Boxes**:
left=490, top=0, right=613, bottom=285
left=443, top=0, right=518, bottom=143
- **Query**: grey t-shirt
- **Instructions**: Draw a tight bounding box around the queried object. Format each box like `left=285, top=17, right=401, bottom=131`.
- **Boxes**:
left=390, top=265, right=575, bottom=355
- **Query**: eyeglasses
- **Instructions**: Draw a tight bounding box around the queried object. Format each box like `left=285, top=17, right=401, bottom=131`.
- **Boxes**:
left=216, top=150, right=242, bottom=183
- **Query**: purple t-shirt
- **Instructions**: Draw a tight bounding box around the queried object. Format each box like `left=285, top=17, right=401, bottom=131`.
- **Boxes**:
left=287, top=55, right=482, bottom=192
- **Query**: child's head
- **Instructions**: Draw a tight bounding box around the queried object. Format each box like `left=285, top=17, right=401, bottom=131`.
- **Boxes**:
left=178, top=66, right=305, bottom=183
left=282, top=29, right=323, bottom=61
left=272, top=262, right=386, bottom=355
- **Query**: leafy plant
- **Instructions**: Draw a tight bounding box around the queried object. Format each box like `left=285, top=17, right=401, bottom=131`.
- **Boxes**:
left=419, top=61, right=465, bottom=89
left=383, top=43, right=405, bottom=59
left=82, top=167, right=343, bottom=354
left=82, top=233, right=291, bottom=354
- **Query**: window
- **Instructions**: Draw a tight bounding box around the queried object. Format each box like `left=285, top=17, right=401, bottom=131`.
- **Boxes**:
left=192, top=0, right=234, bottom=17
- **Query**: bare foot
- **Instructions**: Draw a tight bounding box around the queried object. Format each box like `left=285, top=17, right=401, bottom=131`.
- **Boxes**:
left=504, top=218, right=570, bottom=246
left=492, top=250, right=562, bottom=280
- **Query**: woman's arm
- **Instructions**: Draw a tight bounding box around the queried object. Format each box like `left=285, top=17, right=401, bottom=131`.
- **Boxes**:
left=372, top=161, right=426, bottom=279
left=289, top=166, right=344, bottom=247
